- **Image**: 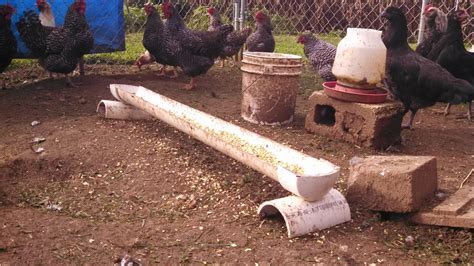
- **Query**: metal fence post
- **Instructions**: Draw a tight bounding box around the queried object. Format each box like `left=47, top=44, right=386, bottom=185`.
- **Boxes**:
left=234, top=0, right=240, bottom=31
left=233, top=0, right=241, bottom=62
left=238, top=0, right=247, bottom=61
left=239, top=0, right=246, bottom=30
left=417, top=0, right=429, bottom=45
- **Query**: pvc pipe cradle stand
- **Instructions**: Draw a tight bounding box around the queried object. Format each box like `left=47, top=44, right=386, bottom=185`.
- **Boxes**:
left=98, top=84, right=351, bottom=237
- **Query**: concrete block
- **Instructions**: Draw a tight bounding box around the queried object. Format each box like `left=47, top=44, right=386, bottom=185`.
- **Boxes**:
left=305, top=91, right=404, bottom=149
left=346, top=156, right=438, bottom=213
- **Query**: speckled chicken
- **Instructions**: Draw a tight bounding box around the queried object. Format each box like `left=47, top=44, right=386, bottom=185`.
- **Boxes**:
left=427, top=9, right=473, bottom=120
left=0, top=4, right=17, bottom=88
left=162, top=2, right=233, bottom=90
left=17, top=0, right=93, bottom=87
left=141, top=3, right=178, bottom=78
left=381, top=6, right=474, bottom=129
left=297, top=32, right=336, bottom=81
left=246, top=11, right=275, bottom=53
left=415, top=4, right=447, bottom=57
left=207, top=7, right=252, bottom=67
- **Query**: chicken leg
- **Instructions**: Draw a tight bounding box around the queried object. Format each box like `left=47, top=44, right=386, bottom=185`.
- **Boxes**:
left=79, top=57, right=85, bottom=76
left=443, top=103, right=451, bottom=116
left=467, top=101, right=472, bottom=120
left=402, top=110, right=416, bottom=130
left=167, top=67, right=179, bottom=79
left=184, top=78, right=196, bottom=91
left=65, top=74, right=77, bottom=88
left=227, top=57, right=236, bottom=67
left=445, top=102, right=472, bottom=120
left=155, top=65, right=167, bottom=77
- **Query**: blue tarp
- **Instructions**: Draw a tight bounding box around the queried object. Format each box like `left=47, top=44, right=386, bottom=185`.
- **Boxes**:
left=1, top=0, right=125, bottom=57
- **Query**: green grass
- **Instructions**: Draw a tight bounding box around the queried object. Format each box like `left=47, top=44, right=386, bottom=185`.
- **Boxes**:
left=85, top=32, right=144, bottom=64
left=9, top=31, right=440, bottom=69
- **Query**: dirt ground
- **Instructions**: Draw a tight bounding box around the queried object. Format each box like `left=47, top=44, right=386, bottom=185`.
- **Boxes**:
left=1, top=65, right=473, bottom=264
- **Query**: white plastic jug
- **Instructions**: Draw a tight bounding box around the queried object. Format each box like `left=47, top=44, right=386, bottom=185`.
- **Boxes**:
left=332, top=28, right=387, bottom=89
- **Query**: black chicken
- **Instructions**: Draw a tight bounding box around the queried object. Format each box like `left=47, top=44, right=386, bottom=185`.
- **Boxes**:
left=162, top=2, right=233, bottom=90
left=427, top=10, right=473, bottom=120
left=415, top=5, right=447, bottom=57
left=207, top=7, right=252, bottom=67
left=0, top=4, right=17, bottom=89
left=17, top=0, right=93, bottom=87
left=246, top=11, right=275, bottom=53
left=141, top=3, right=178, bottom=78
left=381, top=6, right=474, bottom=129
left=297, top=32, right=336, bottom=81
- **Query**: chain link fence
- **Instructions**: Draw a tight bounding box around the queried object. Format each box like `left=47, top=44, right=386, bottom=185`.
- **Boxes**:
left=3, top=0, right=473, bottom=82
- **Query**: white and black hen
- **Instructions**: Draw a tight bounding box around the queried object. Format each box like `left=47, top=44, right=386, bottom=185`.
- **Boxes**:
left=297, top=32, right=336, bottom=81
left=415, top=4, right=447, bottom=57
left=162, top=2, right=233, bottom=90
left=207, top=7, right=252, bottom=67
left=246, top=11, right=275, bottom=53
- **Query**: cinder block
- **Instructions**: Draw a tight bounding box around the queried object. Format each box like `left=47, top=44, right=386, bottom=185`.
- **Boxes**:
left=346, top=156, right=437, bottom=213
left=305, top=91, right=404, bottom=149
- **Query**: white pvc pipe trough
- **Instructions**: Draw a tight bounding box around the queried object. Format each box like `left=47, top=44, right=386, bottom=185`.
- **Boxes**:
left=100, top=84, right=351, bottom=237
left=97, top=100, right=154, bottom=120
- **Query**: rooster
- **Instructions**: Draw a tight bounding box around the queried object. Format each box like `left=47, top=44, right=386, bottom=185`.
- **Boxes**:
left=0, top=4, right=17, bottom=89
left=381, top=6, right=474, bottom=129
left=427, top=9, right=473, bottom=120
left=207, top=7, right=252, bottom=67
left=246, top=11, right=275, bottom=53
left=17, top=0, right=93, bottom=87
left=37, top=0, right=56, bottom=27
left=297, top=32, right=336, bottom=81
left=162, top=2, right=233, bottom=90
left=415, top=4, right=447, bottom=57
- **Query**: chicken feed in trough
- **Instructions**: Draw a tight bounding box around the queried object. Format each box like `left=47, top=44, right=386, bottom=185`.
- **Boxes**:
left=97, top=84, right=351, bottom=237
left=328, top=28, right=388, bottom=103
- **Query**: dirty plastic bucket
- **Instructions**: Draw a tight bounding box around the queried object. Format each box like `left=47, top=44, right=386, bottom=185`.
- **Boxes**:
left=241, top=52, right=303, bottom=125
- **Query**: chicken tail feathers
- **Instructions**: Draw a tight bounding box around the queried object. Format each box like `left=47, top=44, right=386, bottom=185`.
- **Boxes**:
left=16, top=10, right=49, bottom=56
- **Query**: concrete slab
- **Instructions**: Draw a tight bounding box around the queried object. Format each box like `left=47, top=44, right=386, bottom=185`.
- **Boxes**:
left=412, top=185, right=474, bottom=228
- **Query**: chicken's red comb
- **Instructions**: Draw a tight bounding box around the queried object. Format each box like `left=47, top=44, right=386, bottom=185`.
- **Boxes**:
left=162, top=2, right=171, bottom=9
left=255, top=11, right=265, bottom=19
left=424, top=3, right=434, bottom=14
left=207, top=7, right=215, bottom=14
